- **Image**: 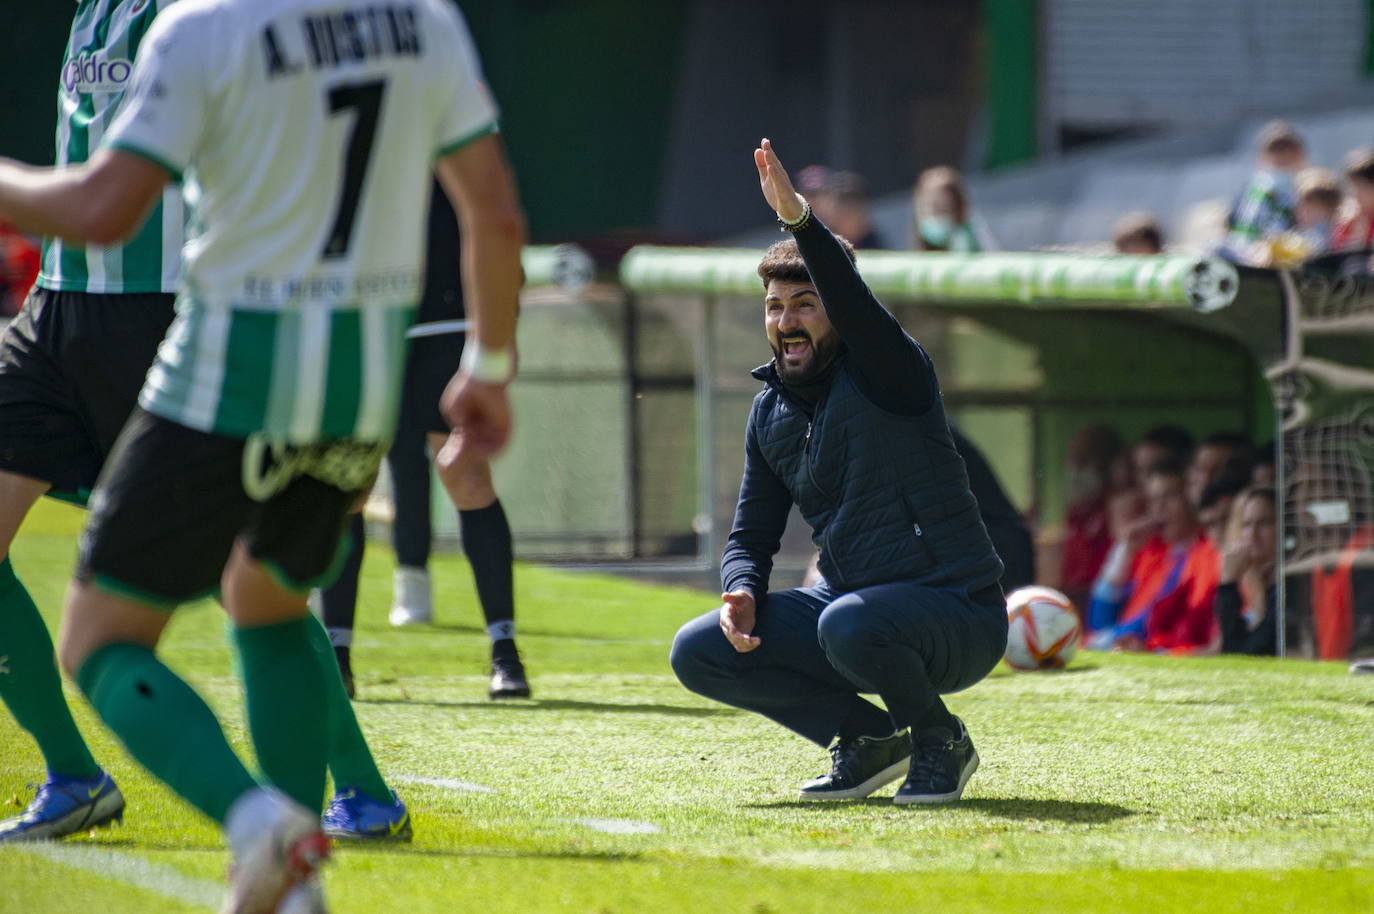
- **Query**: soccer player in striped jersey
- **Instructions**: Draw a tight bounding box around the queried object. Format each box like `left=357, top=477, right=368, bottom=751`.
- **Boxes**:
left=0, top=0, right=413, bottom=849
left=0, top=0, right=177, bottom=842
left=0, top=0, right=523, bottom=908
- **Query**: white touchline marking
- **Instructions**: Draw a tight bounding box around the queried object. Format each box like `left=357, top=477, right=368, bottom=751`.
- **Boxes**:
left=392, top=775, right=497, bottom=794
left=568, top=818, right=662, bottom=835
left=11, top=842, right=221, bottom=909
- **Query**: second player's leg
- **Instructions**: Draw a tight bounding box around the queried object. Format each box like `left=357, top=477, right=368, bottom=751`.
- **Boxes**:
left=387, top=416, right=434, bottom=625
left=0, top=470, right=110, bottom=803
left=433, top=430, right=527, bottom=698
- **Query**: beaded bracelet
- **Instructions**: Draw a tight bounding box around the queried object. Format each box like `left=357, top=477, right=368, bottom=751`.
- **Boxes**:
left=779, top=200, right=813, bottom=233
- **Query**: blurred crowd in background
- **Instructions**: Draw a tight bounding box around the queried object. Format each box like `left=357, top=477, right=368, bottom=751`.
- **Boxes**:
left=793, top=118, right=1374, bottom=273
left=1057, top=425, right=1281, bottom=658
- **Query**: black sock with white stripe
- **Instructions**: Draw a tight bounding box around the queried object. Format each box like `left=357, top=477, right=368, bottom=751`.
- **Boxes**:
left=459, top=501, right=516, bottom=659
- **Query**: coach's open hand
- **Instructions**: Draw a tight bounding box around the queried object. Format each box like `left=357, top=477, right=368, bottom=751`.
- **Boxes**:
left=440, top=372, right=511, bottom=459
left=719, top=589, right=761, bottom=652
left=754, top=138, right=807, bottom=223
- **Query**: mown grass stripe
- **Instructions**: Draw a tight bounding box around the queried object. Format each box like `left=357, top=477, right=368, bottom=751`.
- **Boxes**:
left=12, top=842, right=221, bottom=910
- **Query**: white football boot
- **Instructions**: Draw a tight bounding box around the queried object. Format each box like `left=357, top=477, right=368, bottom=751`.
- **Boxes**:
left=388, top=566, right=433, bottom=626
left=222, top=787, right=330, bottom=914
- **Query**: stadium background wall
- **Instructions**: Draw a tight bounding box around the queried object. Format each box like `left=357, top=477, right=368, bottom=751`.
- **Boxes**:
left=0, top=1, right=1013, bottom=244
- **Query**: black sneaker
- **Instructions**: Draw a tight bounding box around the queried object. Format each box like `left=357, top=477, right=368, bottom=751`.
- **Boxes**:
left=489, top=651, right=531, bottom=699
left=797, top=730, right=912, bottom=801
left=894, top=717, right=979, bottom=806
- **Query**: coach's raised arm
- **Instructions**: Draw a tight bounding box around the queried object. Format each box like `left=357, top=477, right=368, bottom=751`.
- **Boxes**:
left=669, top=139, right=1008, bottom=807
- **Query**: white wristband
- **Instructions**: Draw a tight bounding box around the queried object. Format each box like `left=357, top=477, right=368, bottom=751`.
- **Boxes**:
left=460, top=342, right=515, bottom=384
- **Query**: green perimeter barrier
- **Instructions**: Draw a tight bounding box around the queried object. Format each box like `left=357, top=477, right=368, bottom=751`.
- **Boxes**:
left=620, top=247, right=1240, bottom=312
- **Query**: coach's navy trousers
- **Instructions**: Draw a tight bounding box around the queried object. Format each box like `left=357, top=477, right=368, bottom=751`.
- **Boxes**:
left=670, top=580, right=1008, bottom=745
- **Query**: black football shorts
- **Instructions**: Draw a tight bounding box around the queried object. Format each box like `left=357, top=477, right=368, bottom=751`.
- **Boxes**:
left=397, top=331, right=464, bottom=436
left=77, top=408, right=385, bottom=608
left=0, top=287, right=175, bottom=502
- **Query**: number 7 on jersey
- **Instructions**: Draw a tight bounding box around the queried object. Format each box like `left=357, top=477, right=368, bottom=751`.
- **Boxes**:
left=322, top=79, right=386, bottom=259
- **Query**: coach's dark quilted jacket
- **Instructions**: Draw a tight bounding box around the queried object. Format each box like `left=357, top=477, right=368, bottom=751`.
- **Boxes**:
left=744, top=355, right=1004, bottom=594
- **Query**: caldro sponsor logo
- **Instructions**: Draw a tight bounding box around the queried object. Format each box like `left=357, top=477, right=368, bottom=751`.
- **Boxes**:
left=62, top=53, right=134, bottom=94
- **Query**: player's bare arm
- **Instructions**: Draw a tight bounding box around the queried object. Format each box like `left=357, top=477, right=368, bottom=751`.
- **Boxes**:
left=435, top=131, right=525, bottom=456
left=0, top=148, right=168, bottom=246
left=436, top=132, right=524, bottom=355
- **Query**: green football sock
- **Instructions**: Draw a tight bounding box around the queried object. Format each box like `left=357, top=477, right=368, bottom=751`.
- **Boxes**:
left=77, top=642, right=258, bottom=823
left=304, top=610, right=391, bottom=799
left=234, top=616, right=329, bottom=813
left=0, top=559, right=101, bottom=780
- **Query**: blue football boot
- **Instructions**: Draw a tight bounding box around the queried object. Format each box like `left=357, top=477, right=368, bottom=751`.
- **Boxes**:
left=321, top=788, right=412, bottom=842
left=0, top=770, right=125, bottom=842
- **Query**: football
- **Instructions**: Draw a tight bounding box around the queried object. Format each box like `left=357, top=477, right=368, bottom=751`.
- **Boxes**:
left=1003, top=585, right=1081, bottom=671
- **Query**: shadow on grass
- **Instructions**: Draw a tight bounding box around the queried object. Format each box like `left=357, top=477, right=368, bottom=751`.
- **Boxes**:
left=994, top=664, right=1100, bottom=676
left=958, top=796, right=1136, bottom=822
left=356, top=696, right=736, bottom=717
left=60, top=839, right=225, bottom=852
left=745, top=796, right=1136, bottom=823
left=421, top=622, right=668, bottom=644
left=333, top=844, right=649, bottom=863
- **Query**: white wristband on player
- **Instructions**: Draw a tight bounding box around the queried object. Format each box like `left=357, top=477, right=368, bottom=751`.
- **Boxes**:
left=460, top=342, right=516, bottom=384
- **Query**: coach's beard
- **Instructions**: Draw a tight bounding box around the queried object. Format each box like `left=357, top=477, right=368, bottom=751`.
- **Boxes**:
left=770, top=329, right=840, bottom=384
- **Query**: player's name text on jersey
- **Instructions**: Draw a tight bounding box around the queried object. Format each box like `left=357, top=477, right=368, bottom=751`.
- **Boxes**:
left=242, top=269, right=421, bottom=306
left=62, top=53, right=133, bottom=95
left=262, top=4, right=422, bottom=79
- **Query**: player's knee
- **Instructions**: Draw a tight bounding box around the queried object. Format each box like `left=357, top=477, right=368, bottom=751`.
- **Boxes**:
left=56, top=632, right=88, bottom=680
left=56, top=600, right=106, bottom=679
left=817, top=599, right=877, bottom=660
left=669, top=617, right=721, bottom=692
left=435, top=452, right=494, bottom=505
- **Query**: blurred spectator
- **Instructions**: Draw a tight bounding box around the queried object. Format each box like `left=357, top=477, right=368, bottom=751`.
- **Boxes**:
left=0, top=220, right=40, bottom=316
left=913, top=166, right=981, bottom=252
left=1251, top=442, right=1277, bottom=487
left=1112, top=212, right=1165, bottom=255
left=1087, top=457, right=1219, bottom=653
left=1186, top=431, right=1253, bottom=507
left=1215, top=487, right=1279, bottom=655
left=1253, top=168, right=1343, bottom=268
left=1133, top=424, right=1195, bottom=484
left=1106, top=447, right=1146, bottom=547
left=1293, top=168, right=1342, bottom=256
left=795, top=166, right=886, bottom=249
left=1225, top=120, right=1306, bottom=258
left=1333, top=147, right=1374, bottom=253
left=1060, top=423, right=1124, bottom=610
left=1197, top=474, right=1247, bottom=548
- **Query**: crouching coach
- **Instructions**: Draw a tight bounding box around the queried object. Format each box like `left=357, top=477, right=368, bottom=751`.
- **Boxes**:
left=670, top=140, right=1008, bottom=805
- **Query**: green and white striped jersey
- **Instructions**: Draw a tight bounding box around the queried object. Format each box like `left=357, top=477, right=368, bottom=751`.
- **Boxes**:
left=39, top=0, right=182, bottom=294
left=103, top=0, right=499, bottom=443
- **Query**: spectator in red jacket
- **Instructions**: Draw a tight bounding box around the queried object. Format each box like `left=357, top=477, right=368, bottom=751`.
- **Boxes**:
left=1060, top=423, right=1125, bottom=611
left=1334, top=147, right=1374, bottom=253
left=1087, top=457, right=1219, bottom=653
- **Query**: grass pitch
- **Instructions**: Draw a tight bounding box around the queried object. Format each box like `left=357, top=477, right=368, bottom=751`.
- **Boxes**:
left=2, top=499, right=1373, bottom=913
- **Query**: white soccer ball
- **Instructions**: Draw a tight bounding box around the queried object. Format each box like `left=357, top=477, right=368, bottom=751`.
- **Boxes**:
left=1003, top=585, right=1081, bottom=671
left=1185, top=257, right=1239, bottom=313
